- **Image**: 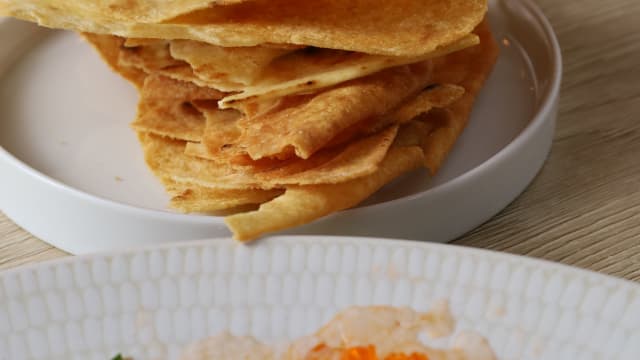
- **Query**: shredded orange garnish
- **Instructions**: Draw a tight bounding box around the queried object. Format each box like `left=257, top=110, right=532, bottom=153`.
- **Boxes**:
left=341, top=345, right=377, bottom=360
left=309, top=344, right=429, bottom=360
left=311, top=344, right=328, bottom=352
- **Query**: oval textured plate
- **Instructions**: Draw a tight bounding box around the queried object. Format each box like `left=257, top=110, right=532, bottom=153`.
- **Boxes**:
left=1, top=236, right=638, bottom=360
left=0, top=0, right=561, bottom=253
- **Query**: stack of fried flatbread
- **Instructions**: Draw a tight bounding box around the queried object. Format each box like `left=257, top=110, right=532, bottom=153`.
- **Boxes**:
left=0, top=0, right=498, bottom=241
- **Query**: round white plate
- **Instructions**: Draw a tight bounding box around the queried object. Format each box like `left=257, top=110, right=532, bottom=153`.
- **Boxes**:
left=0, top=0, right=562, bottom=254
left=1, top=236, right=638, bottom=360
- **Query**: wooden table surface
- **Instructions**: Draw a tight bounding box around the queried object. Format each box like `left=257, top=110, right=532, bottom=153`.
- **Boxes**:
left=2, top=0, right=640, bottom=281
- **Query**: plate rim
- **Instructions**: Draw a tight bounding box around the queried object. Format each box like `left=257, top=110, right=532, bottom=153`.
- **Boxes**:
left=0, top=0, right=562, bottom=226
left=2, top=235, right=638, bottom=360
left=2, top=235, right=636, bottom=292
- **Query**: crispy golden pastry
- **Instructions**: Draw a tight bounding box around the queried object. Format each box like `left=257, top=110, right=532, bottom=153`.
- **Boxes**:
left=224, top=21, right=499, bottom=240
left=1, top=0, right=487, bottom=56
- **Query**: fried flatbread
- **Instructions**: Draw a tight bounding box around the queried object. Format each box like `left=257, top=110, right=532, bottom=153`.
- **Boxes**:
left=2, top=0, right=487, bottom=56
left=236, top=61, right=434, bottom=160
left=225, top=146, right=425, bottom=241
left=131, top=75, right=224, bottom=141
left=223, top=21, right=499, bottom=241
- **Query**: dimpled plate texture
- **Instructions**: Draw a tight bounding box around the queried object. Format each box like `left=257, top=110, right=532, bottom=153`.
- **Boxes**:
left=0, top=236, right=638, bottom=360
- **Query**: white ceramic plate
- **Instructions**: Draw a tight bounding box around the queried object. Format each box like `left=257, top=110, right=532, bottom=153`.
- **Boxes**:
left=1, top=236, right=638, bottom=360
left=0, top=0, right=562, bottom=254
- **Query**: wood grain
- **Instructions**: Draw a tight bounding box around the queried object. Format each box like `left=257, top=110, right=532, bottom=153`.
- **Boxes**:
left=0, top=212, right=66, bottom=268
left=2, top=0, right=640, bottom=281
left=453, top=0, right=640, bottom=281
